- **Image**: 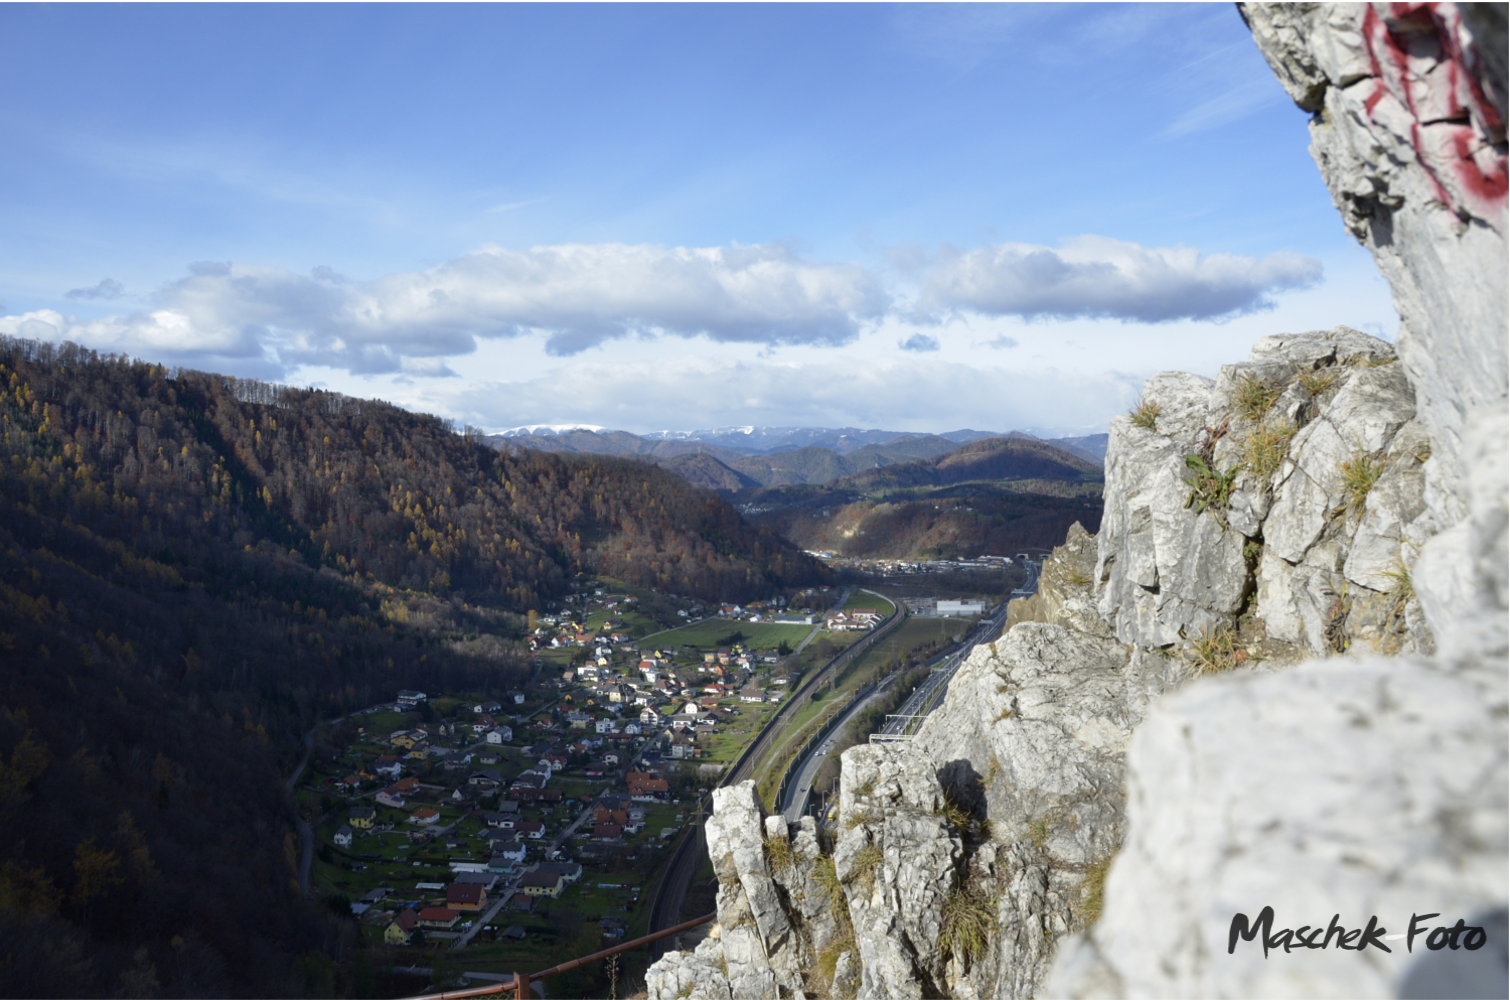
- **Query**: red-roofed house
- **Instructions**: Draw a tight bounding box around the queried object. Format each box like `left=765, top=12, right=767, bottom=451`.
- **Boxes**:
left=417, top=907, right=460, bottom=929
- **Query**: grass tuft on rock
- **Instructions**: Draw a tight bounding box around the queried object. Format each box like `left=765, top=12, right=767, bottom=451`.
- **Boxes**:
left=1339, top=448, right=1385, bottom=520
left=1294, top=364, right=1338, bottom=396
left=812, top=855, right=849, bottom=925
left=763, top=830, right=795, bottom=876
left=1232, top=375, right=1281, bottom=421
left=1240, top=422, right=1296, bottom=480
left=1129, top=397, right=1161, bottom=430
left=845, top=844, right=884, bottom=895
left=1075, top=850, right=1117, bottom=929
left=938, top=880, right=996, bottom=969
left=1182, top=625, right=1245, bottom=677
left=934, top=790, right=970, bottom=836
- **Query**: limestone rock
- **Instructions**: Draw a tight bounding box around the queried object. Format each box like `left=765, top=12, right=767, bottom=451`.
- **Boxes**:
left=1044, top=656, right=1508, bottom=999
left=644, top=935, right=735, bottom=1000
left=1242, top=0, right=1508, bottom=634
left=834, top=743, right=959, bottom=1000
left=1099, top=328, right=1429, bottom=659
left=702, top=782, right=805, bottom=999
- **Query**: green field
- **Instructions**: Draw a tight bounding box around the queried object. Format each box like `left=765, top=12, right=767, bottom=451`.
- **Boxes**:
left=850, top=590, right=896, bottom=617
left=843, top=615, right=964, bottom=677
left=640, top=618, right=816, bottom=650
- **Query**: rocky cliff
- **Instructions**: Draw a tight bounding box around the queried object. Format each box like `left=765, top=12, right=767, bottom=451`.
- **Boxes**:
left=645, top=5, right=1506, bottom=997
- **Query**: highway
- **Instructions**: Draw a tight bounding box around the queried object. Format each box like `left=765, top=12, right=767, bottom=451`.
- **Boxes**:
left=778, top=675, right=895, bottom=822
left=646, top=593, right=905, bottom=948
left=877, top=601, right=1009, bottom=738
left=777, top=598, right=1013, bottom=824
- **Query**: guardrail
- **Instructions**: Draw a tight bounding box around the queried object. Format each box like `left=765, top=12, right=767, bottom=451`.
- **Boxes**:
left=402, top=911, right=717, bottom=1000
left=771, top=677, right=878, bottom=815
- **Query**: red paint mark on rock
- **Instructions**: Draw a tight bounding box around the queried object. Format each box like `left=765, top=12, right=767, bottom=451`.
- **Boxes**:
left=1358, top=2, right=1506, bottom=216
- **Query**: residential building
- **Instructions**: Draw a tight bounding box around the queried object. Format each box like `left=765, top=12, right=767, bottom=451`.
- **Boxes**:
left=333, top=825, right=353, bottom=847
left=348, top=806, right=376, bottom=829
left=416, top=907, right=459, bottom=929
left=519, top=871, right=565, bottom=898
left=385, top=908, right=418, bottom=944
left=446, top=882, right=487, bottom=910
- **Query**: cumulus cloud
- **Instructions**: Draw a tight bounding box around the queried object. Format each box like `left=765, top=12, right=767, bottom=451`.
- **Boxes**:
left=978, top=334, right=1019, bottom=349
left=919, top=236, right=1321, bottom=323
left=898, top=333, right=940, bottom=352
left=6, top=243, right=889, bottom=375
left=65, top=278, right=126, bottom=301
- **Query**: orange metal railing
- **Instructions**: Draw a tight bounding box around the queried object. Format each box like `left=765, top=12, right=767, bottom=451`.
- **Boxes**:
left=403, top=911, right=717, bottom=1000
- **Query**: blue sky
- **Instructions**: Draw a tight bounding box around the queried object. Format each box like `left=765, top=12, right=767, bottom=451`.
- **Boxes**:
left=0, top=2, right=1394, bottom=436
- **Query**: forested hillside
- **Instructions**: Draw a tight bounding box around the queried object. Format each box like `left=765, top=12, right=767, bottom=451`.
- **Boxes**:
left=840, top=435, right=1100, bottom=491
left=740, top=437, right=1104, bottom=560
left=0, top=336, right=827, bottom=997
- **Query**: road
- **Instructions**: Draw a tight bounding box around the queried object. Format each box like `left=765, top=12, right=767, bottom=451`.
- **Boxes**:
left=288, top=727, right=317, bottom=897
left=778, top=676, right=895, bottom=822
left=646, top=597, right=904, bottom=943
left=878, top=602, right=1009, bottom=739
left=1010, top=555, right=1041, bottom=598
left=452, top=721, right=671, bottom=949
left=286, top=703, right=397, bottom=898
left=777, top=601, right=1011, bottom=824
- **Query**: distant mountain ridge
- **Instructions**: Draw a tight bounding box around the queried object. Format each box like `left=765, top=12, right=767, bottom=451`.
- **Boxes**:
left=486, top=425, right=1109, bottom=491
left=491, top=424, right=1010, bottom=455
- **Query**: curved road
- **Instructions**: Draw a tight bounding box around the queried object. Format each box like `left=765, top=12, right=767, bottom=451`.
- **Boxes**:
left=648, top=593, right=904, bottom=944
left=778, top=676, right=896, bottom=822
left=778, top=601, right=1010, bottom=823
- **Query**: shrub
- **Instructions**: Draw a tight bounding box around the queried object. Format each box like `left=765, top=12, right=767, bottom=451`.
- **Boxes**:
left=1240, top=422, right=1296, bottom=480
left=1232, top=375, right=1280, bottom=421
left=1129, top=398, right=1161, bottom=430
left=1339, top=448, right=1385, bottom=520
left=939, top=880, right=996, bottom=969
left=1182, top=455, right=1238, bottom=523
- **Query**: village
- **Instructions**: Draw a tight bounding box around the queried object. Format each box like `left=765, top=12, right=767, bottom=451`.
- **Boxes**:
left=295, top=579, right=888, bottom=977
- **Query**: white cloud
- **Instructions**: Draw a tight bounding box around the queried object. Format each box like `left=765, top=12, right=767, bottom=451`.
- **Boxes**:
left=918, top=235, right=1321, bottom=323
left=4, top=243, right=890, bottom=374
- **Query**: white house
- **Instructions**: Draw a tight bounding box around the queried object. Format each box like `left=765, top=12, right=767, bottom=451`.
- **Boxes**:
left=333, top=825, right=353, bottom=847
left=485, top=726, right=513, bottom=744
